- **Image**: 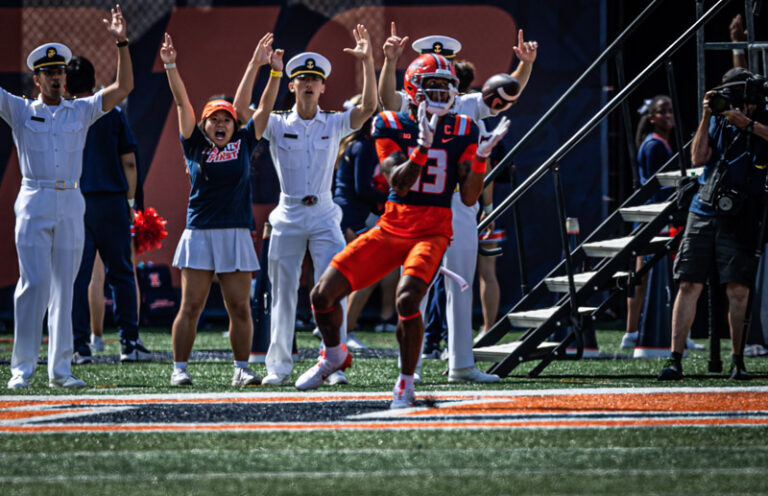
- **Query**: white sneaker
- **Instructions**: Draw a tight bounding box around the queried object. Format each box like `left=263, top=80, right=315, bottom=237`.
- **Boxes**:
left=261, top=373, right=291, bottom=386
left=7, top=375, right=30, bottom=389
left=325, top=370, right=349, bottom=385
left=448, top=366, right=500, bottom=383
left=90, top=334, right=105, bottom=352
left=295, top=351, right=353, bottom=391
left=312, top=327, right=322, bottom=339
left=414, top=371, right=422, bottom=384
left=49, top=375, right=86, bottom=388
left=390, top=381, right=415, bottom=409
left=232, top=367, right=261, bottom=386
left=686, top=337, right=706, bottom=351
left=170, top=368, right=192, bottom=386
left=346, top=332, right=368, bottom=350
left=620, top=331, right=639, bottom=349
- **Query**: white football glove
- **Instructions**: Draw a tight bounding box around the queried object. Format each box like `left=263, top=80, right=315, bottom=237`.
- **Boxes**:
left=476, top=116, right=510, bottom=158
left=416, top=101, right=438, bottom=148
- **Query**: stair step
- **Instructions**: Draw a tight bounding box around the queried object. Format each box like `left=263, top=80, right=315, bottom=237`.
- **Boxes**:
left=544, top=271, right=628, bottom=293
left=656, top=167, right=704, bottom=187
left=619, top=201, right=674, bottom=222
left=506, top=306, right=597, bottom=328
left=582, top=236, right=669, bottom=258
left=474, top=341, right=560, bottom=362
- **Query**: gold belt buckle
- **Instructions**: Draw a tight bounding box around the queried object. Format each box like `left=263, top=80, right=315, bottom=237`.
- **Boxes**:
left=55, top=180, right=67, bottom=190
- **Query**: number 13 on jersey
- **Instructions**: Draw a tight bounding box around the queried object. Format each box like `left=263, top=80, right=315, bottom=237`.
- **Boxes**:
left=407, top=147, right=448, bottom=195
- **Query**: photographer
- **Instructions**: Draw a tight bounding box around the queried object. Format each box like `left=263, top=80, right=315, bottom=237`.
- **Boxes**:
left=659, top=67, right=768, bottom=381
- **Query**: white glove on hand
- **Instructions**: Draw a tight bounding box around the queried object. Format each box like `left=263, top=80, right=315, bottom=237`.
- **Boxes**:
left=416, top=101, right=437, bottom=148
left=476, top=116, right=510, bottom=158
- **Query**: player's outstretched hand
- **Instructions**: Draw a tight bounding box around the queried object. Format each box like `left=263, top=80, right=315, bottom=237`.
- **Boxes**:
left=383, top=21, right=409, bottom=61
left=253, top=32, right=274, bottom=66
left=104, top=4, right=128, bottom=41
left=270, top=48, right=284, bottom=72
left=476, top=116, right=510, bottom=158
left=160, top=33, right=176, bottom=65
left=513, top=29, right=538, bottom=64
left=417, top=102, right=437, bottom=149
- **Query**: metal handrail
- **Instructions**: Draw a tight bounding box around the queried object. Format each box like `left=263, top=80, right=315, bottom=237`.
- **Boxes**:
left=483, top=0, right=665, bottom=186
left=479, top=0, right=732, bottom=233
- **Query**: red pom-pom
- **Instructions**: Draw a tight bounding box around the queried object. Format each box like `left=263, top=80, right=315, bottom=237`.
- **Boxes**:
left=133, top=207, right=168, bottom=255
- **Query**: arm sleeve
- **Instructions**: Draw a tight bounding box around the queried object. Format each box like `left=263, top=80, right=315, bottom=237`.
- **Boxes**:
left=372, top=113, right=405, bottom=162
left=85, top=91, right=108, bottom=126
left=339, top=108, right=357, bottom=138
left=458, top=121, right=481, bottom=163
left=181, top=125, right=205, bottom=158
left=116, top=107, right=139, bottom=155
left=460, top=92, right=492, bottom=121
left=397, top=90, right=409, bottom=113
left=262, top=113, right=276, bottom=142
left=0, top=87, right=24, bottom=125
left=352, top=140, right=388, bottom=204
left=243, top=118, right=258, bottom=149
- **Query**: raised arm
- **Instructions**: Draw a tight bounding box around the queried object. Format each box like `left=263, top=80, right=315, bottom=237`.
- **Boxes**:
left=100, top=4, right=134, bottom=112
left=120, top=151, right=138, bottom=204
left=233, top=32, right=274, bottom=124
left=379, top=22, right=408, bottom=111
left=250, top=46, right=284, bottom=140
left=345, top=24, right=377, bottom=129
left=691, top=91, right=714, bottom=166
left=509, top=29, right=537, bottom=96
left=160, top=33, right=195, bottom=138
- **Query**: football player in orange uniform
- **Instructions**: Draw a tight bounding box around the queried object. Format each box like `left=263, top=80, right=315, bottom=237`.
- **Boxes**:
left=295, top=54, right=509, bottom=408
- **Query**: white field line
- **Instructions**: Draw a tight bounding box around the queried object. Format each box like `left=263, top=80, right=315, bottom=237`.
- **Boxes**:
left=1, top=445, right=768, bottom=460
left=3, top=385, right=768, bottom=402
left=1, top=467, right=767, bottom=484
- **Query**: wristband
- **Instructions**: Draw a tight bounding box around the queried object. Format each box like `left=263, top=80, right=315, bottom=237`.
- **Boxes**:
left=127, top=198, right=135, bottom=208
left=270, top=70, right=283, bottom=78
left=409, top=148, right=428, bottom=166
left=471, top=156, right=487, bottom=174
left=164, top=63, right=176, bottom=70
left=116, top=39, right=129, bottom=47
left=483, top=204, right=493, bottom=215
left=732, top=48, right=745, bottom=55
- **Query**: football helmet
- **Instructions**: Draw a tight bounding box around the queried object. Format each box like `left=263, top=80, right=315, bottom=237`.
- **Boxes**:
left=403, top=54, right=458, bottom=116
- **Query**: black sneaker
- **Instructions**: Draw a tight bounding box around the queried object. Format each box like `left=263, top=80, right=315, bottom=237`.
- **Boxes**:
left=72, top=343, right=93, bottom=365
left=657, top=359, right=683, bottom=381
left=728, top=364, right=751, bottom=381
left=120, top=340, right=152, bottom=362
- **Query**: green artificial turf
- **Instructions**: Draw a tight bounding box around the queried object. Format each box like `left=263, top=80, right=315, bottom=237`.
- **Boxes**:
left=1, top=325, right=767, bottom=495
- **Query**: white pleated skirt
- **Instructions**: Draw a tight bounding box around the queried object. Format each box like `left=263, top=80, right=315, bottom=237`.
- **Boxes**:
left=172, top=227, right=259, bottom=273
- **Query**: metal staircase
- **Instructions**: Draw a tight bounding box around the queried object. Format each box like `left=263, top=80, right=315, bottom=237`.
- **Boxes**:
left=472, top=0, right=741, bottom=378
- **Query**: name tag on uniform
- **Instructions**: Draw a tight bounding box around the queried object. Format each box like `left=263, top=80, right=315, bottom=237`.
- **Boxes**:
left=283, top=133, right=298, bottom=139
left=321, top=136, right=329, bottom=140
left=31, top=116, right=45, bottom=122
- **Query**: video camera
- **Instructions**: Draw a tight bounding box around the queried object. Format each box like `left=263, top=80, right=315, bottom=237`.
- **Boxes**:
left=709, top=75, right=768, bottom=114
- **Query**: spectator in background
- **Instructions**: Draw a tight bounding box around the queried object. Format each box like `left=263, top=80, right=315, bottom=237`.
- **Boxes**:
left=5, top=5, right=134, bottom=389
left=729, top=14, right=748, bottom=69
left=160, top=32, right=279, bottom=386
left=66, top=55, right=150, bottom=364
left=333, top=94, right=397, bottom=345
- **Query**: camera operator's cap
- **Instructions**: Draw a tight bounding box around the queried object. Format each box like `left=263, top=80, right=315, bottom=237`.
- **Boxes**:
left=26, top=43, right=72, bottom=71
left=286, top=52, right=331, bottom=80
left=720, top=66, right=753, bottom=85
left=201, top=99, right=237, bottom=121
left=412, top=35, right=461, bottom=59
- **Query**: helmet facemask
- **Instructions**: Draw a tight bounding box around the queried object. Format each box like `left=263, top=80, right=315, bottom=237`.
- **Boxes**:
left=420, top=77, right=457, bottom=116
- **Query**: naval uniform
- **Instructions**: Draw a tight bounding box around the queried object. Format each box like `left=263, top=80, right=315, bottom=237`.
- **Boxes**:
left=71, top=106, right=140, bottom=352
left=399, top=91, right=494, bottom=371
left=263, top=106, right=356, bottom=377
left=0, top=89, right=106, bottom=382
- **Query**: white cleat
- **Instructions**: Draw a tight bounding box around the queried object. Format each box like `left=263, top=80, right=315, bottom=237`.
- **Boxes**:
left=345, top=332, right=368, bottom=350
left=620, top=331, right=638, bottom=349
left=49, top=375, right=86, bottom=388
left=686, top=337, right=706, bottom=351
left=390, top=381, right=415, bottom=409
left=90, top=334, right=105, bottom=352
left=261, top=373, right=291, bottom=386
left=232, top=367, right=261, bottom=386
left=7, top=375, right=30, bottom=389
left=295, top=351, right=352, bottom=391
left=448, top=366, right=500, bottom=383
left=325, top=370, right=349, bottom=386
left=170, top=368, right=193, bottom=386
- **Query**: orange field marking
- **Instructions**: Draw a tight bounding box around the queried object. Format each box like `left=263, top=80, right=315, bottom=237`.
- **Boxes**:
left=1, top=388, right=767, bottom=433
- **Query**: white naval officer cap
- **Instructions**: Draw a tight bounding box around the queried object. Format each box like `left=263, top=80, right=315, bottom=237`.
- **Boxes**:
left=286, top=52, right=331, bottom=80
left=411, top=35, right=462, bottom=59
left=27, top=42, right=72, bottom=71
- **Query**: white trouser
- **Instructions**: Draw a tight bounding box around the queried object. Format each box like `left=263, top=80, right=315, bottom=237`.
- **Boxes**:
left=416, top=193, right=479, bottom=371
left=11, top=186, right=85, bottom=381
left=266, top=198, right=347, bottom=376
